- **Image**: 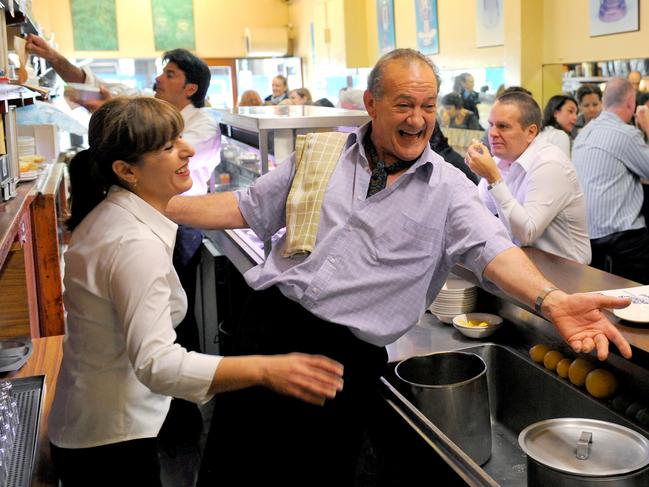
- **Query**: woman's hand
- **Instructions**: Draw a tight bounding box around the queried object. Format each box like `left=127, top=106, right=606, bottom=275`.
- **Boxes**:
left=259, top=353, right=344, bottom=405
left=212, top=353, right=344, bottom=406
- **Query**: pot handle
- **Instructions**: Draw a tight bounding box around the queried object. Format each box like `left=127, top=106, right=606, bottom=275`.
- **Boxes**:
left=576, top=431, right=592, bottom=460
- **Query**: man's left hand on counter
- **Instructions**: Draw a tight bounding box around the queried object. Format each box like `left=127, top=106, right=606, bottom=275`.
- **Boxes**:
left=542, top=290, right=632, bottom=361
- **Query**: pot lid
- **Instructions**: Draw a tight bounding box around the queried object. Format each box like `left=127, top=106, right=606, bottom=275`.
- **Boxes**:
left=519, top=418, right=649, bottom=477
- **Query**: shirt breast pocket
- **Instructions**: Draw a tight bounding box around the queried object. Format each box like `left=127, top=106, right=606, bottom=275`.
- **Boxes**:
left=371, top=213, right=440, bottom=264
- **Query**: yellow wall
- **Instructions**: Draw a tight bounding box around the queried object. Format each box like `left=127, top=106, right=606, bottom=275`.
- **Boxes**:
left=543, top=0, right=649, bottom=64
left=363, top=0, right=503, bottom=70
left=32, top=0, right=289, bottom=58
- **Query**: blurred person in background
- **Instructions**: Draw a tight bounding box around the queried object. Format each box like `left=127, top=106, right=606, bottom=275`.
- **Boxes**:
left=573, top=78, right=649, bottom=283
left=338, top=88, right=365, bottom=110
left=439, top=92, right=481, bottom=130
left=238, top=90, right=263, bottom=107
left=264, top=75, right=289, bottom=105
left=538, top=95, right=578, bottom=158
left=453, top=72, right=482, bottom=125
left=572, top=84, right=603, bottom=138
left=289, top=88, right=312, bottom=105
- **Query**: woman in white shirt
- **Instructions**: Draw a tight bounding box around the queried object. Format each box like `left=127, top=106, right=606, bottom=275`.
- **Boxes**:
left=538, top=95, right=578, bottom=158
left=49, top=97, right=344, bottom=486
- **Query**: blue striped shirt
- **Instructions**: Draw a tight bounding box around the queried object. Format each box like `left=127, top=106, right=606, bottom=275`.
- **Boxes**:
left=235, top=123, right=514, bottom=346
left=572, top=111, right=649, bottom=239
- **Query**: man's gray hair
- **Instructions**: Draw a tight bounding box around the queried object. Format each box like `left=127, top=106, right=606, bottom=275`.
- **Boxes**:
left=367, top=48, right=441, bottom=99
left=603, top=78, right=635, bottom=109
left=496, top=91, right=542, bottom=131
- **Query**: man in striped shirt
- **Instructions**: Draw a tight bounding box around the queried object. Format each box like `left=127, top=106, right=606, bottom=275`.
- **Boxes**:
left=572, top=78, right=649, bottom=284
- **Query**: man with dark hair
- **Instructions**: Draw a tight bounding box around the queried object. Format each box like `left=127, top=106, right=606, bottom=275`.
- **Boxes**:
left=465, top=91, right=591, bottom=264
left=572, top=78, right=649, bottom=283
left=168, top=48, right=631, bottom=485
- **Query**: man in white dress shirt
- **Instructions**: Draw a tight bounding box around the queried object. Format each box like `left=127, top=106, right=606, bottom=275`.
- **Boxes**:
left=465, top=91, right=591, bottom=264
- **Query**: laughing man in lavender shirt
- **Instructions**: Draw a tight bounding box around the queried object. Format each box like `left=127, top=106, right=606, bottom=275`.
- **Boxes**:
left=168, top=49, right=632, bottom=486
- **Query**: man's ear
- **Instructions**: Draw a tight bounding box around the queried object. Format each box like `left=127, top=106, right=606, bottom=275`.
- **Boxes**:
left=364, top=90, right=376, bottom=117
left=112, top=160, right=138, bottom=186
left=184, top=82, right=198, bottom=100
left=525, top=123, right=539, bottom=143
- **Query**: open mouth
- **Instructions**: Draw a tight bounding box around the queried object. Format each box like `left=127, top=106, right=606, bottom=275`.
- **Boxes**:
left=398, top=129, right=425, bottom=139
left=175, top=164, right=189, bottom=176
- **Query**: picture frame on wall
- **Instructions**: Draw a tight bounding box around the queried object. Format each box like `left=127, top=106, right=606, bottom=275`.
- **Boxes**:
left=475, top=0, right=504, bottom=48
left=415, top=0, right=439, bottom=55
left=589, top=0, right=639, bottom=37
left=376, top=0, right=396, bottom=55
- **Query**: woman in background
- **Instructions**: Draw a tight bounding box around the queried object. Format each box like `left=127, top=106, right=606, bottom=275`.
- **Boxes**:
left=238, top=89, right=263, bottom=107
left=49, top=97, right=343, bottom=486
left=439, top=92, right=482, bottom=130
left=288, top=88, right=312, bottom=105
left=264, top=75, right=289, bottom=105
left=571, top=84, right=602, bottom=137
left=453, top=72, right=481, bottom=123
left=539, top=94, right=578, bottom=157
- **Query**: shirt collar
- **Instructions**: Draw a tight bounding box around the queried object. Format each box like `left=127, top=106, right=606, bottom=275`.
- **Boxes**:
left=180, top=103, right=199, bottom=120
left=494, top=135, right=543, bottom=173
left=105, top=186, right=178, bottom=251
left=349, top=122, right=439, bottom=172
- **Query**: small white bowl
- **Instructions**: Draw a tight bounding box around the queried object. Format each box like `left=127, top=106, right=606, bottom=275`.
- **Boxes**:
left=452, top=313, right=503, bottom=339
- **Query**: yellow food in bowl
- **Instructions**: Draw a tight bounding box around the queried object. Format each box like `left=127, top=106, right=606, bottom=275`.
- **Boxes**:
left=466, top=320, right=489, bottom=328
left=585, top=368, right=617, bottom=399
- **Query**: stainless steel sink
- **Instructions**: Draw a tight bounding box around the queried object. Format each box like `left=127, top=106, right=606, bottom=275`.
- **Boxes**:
left=381, top=343, right=649, bottom=486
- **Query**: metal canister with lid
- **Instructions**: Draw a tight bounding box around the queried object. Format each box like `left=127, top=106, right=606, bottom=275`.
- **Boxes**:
left=519, top=418, right=649, bottom=486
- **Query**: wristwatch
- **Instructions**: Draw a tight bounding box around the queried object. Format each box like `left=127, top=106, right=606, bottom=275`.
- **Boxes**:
left=488, top=179, right=504, bottom=191
left=535, top=287, right=560, bottom=314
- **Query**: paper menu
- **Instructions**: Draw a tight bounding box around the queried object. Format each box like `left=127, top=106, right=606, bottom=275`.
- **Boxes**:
left=595, top=285, right=649, bottom=304
left=595, top=285, right=649, bottom=323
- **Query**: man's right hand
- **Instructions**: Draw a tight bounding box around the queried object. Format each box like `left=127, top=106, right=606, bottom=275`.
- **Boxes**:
left=25, top=34, right=56, bottom=62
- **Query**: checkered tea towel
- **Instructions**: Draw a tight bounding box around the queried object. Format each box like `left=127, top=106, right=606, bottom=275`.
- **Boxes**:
left=283, top=131, right=350, bottom=257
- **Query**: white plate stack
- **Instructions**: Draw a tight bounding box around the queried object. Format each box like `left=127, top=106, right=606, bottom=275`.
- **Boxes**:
left=429, top=277, right=478, bottom=324
left=17, top=136, right=36, bottom=158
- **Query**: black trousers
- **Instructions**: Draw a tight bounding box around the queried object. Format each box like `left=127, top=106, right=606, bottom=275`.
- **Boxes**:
left=50, top=438, right=161, bottom=487
left=590, top=228, right=649, bottom=284
left=196, top=286, right=388, bottom=487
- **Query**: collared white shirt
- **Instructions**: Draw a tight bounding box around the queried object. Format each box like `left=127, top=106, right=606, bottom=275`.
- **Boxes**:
left=82, top=67, right=221, bottom=196
left=49, top=186, right=220, bottom=448
left=477, top=137, right=592, bottom=264
left=537, top=125, right=571, bottom=158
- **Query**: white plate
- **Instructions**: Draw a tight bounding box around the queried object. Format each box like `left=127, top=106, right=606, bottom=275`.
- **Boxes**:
left=613, top=304, right=649, bottom=323
left=19, top=171, right=38, bottom=181
left=441, top=278, right=476, bottom=292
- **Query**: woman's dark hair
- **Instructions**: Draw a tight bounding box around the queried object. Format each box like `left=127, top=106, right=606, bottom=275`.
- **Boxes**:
left=66, top=97, right=184, bottom=231
left=452, top=73, right=472, bottom=94
left=441, top=92, right=463, bottom=109
left=162, top=49, right=211, bottom=108
left=638, top=92, right=649, bottom=106
left=575, top=84, right=602, bottom=104
left=542, top=94, right=578, bottom=131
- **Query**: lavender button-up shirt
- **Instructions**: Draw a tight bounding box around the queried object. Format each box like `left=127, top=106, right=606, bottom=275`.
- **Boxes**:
left=236, top=123, right=514, bottom=346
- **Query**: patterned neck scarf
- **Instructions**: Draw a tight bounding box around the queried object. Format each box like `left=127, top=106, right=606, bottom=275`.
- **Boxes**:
left=364, top=128, right=419, bottom=197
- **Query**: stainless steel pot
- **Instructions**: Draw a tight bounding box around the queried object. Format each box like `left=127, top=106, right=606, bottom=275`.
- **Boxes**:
left=395, top=351, right=491, bottom=465
left=519, top=418, right=649, bottom=486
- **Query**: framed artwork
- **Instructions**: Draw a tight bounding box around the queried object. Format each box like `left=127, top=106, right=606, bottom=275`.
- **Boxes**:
left=70, top=0, right=118, bottom=51
left=376, top=0, right=396, bottom=55
left=475, top=0, right=503, bottom=48
left=415, top=0, right=439, bottom=55
left=151, top=0, right=196, bottom=51
left=589, top=0, right=639, bottom=37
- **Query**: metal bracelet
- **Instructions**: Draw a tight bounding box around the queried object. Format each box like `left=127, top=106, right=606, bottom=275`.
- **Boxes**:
left=534, top=287, right=560, bottom=314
